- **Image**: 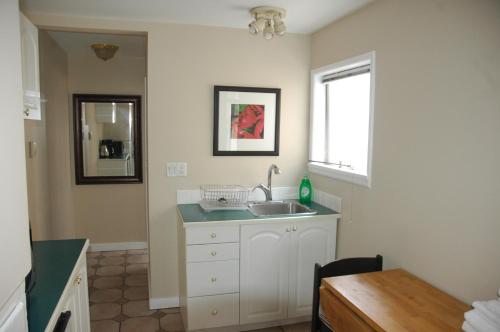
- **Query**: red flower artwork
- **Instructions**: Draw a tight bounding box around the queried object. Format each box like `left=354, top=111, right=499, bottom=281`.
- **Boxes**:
left=230, top=104, right=265, bottom=139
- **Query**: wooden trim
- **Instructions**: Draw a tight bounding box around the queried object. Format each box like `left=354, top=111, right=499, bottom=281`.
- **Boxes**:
left=73, top=94, right=143, bottom=185
left=213, top=85, right=280, bottom=156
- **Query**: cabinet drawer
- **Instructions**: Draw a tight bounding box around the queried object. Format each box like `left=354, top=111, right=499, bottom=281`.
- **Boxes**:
left=187, top=261, right=239, bottom=297
left=187, top=243, right=239, bottom=262
left=186, top=225, right=239, bottom=245
left=187, top=293, right=239, bottom=330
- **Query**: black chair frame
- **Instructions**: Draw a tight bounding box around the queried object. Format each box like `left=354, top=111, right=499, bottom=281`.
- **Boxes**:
left=311, top=255, right=383, bottom=332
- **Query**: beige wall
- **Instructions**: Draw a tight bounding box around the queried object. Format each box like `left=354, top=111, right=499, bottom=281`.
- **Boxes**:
left=145, top=25, right=310, bottom=300
left=24, top=111, right=51, bottom=240
left=311, top=0, right=500, bottom=303
left=28, top=14, right=311, bottom=301
left=38, top=30, right=75, bottom=239
left=26, top=1, right=500, bottom=306
left=32, top=1, right=500, bottom=305
left=38, top=29, right=147, bottom=243
left=67, top=52, right=147, bottom=243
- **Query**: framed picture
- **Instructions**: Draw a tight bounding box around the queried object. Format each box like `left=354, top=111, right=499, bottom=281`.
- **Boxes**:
left=213, top=86, right=281, bottom=156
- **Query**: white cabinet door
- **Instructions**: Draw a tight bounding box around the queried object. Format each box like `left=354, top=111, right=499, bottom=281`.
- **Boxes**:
left=0, top=283, right=28, bottom=332
left=287, top=221, right=337, bottom=318
left=240, top=224, right=290, bottom=325
left=61, top=285, right=78, bottom=332
left=52, top=263, right=90, bottom=332
left=74, top=265, right=90, bottom=332
left=19, top=13, right=41, bottom=120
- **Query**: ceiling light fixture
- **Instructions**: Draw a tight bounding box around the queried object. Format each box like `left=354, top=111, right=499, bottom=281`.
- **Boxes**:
left=248, top=6, right=286, bottom=40
left=91, top=43, right=119, bottom=61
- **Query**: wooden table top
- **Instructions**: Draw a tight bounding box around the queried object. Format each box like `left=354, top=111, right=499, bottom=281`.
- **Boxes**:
left=321, top=269, right=471, bottom=331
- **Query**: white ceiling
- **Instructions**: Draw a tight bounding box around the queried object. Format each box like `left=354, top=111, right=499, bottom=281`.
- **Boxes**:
left=22, top=0, right=373, bottom=34
left=48, top=31, right=146, bottom=58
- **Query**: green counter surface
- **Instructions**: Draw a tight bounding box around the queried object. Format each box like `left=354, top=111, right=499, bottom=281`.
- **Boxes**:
left=27, top=239, right=87, bottom=332
left=178, top=200, right=339, bottom=223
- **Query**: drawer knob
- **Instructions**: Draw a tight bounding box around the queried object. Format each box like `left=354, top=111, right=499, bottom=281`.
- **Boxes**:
left=211, top=309, right=218, bottom=315
left=210, top=233, right=217, bottom=238
left=75, top=275, right=82, bottom=285
left=292, top=225, right=297, bottom=232
left=211, top=277, right=217, bottom=283
left=210, top=251, right=217, bottom=256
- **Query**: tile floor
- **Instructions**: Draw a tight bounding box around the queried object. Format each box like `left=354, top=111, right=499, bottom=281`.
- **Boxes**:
left=86, top=249, right=310, bottom=332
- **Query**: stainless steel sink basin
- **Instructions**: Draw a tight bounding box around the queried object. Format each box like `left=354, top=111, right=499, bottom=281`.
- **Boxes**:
left=247, top=201, right=317, bottom=217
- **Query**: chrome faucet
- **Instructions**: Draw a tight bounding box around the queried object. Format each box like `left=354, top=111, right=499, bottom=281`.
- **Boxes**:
left=252, top=164, right=281, bottom=201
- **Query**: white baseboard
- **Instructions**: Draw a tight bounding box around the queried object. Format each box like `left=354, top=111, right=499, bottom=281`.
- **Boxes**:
left=89, top=241, right=148, bottom=252
left=149, top=297, right=179, bottom=309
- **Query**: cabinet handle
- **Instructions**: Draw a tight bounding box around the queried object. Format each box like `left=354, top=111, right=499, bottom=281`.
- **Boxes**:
left=23, top=108, right=30, bottom=117
left=211, top=277, right=217, bottom=283
left=75, top=275, right=82, bottom=285
left=292, top=225, right=297, bottom=232
left=210, top=251, right=217, bottom=256
left=286, top=227, right=291, bottom=232
left=211, top=309, right=218, bottom=315
left=210, top=233, right=217, bottom=238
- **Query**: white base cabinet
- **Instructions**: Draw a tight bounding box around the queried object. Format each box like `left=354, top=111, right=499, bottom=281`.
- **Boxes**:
left=178, top=212, right=338, bottom=331
left=45, top=241, right=90, bottom=332
left=240, top=220, right=337, bottom=324
left=58, top=264, right=90, bottom=332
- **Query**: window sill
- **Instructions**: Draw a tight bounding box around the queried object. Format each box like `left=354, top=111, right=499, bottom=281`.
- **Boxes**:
left=308, top=162, right=371, bottom=188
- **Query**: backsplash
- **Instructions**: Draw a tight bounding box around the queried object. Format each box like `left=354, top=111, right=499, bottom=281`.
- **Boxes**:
left=176, top=186, right=342, bottom=212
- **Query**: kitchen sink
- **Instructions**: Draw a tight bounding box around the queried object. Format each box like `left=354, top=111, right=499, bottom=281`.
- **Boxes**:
left=247, top=201, right=317, bottom=217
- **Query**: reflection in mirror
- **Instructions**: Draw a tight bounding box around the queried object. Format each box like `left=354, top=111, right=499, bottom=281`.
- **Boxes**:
left=74, top=94, right=142, bottom=184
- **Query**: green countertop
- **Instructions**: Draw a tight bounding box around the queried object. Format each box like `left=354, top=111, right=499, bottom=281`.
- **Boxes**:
left=27, top=239, right=87, bottom=332
left=178, top=200, right=339, bottom=223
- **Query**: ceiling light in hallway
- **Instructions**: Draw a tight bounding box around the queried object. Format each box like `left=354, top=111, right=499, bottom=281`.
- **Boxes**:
left=91, top=43, right=119, bottom=61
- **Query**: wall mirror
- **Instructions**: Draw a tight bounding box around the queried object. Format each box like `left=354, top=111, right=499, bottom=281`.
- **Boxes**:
left=73, top=94, right=142, bottom=184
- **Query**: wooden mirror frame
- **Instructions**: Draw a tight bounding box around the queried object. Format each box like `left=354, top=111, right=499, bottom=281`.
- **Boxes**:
left=73, top=94, right=143, bottom=185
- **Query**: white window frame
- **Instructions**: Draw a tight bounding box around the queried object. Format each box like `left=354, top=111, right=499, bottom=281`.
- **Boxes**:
left=308, top=51, right=376, bottom=187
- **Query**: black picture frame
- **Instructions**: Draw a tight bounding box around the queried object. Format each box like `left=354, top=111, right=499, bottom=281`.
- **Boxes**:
left=73, top=94, right=143, bottom=185
left=213, top=85, right=281, bottom=156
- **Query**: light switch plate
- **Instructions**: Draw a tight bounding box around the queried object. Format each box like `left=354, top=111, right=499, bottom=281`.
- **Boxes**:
left=166, top=162, right=187, bottom=177
left=176, top=163, right=187, bottom=176
left=166, top=163, right=176, bottom=176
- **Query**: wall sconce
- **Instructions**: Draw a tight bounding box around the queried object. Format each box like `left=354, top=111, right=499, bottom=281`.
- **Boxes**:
left=248, top=6, right=287, bottom=40
left=91, top=43, right=119, bottom=61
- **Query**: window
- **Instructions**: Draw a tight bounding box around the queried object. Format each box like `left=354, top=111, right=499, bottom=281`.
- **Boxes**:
left=309, top=52, right=375, bottom=187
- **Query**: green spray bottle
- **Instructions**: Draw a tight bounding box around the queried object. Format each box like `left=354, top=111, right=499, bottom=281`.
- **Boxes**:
left=299, top=174, right=312, bottom=204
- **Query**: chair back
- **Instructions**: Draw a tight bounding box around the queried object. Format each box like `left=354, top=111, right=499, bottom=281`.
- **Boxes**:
left=311, top=255, right=383, bottom=332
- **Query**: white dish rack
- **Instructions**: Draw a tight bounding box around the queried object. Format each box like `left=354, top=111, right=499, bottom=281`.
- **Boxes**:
left=199, top=185, right=249, bottom=211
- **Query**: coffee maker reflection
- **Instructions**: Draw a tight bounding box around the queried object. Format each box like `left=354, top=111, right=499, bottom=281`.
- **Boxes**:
left=99, top=140, right=124, bottom=159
